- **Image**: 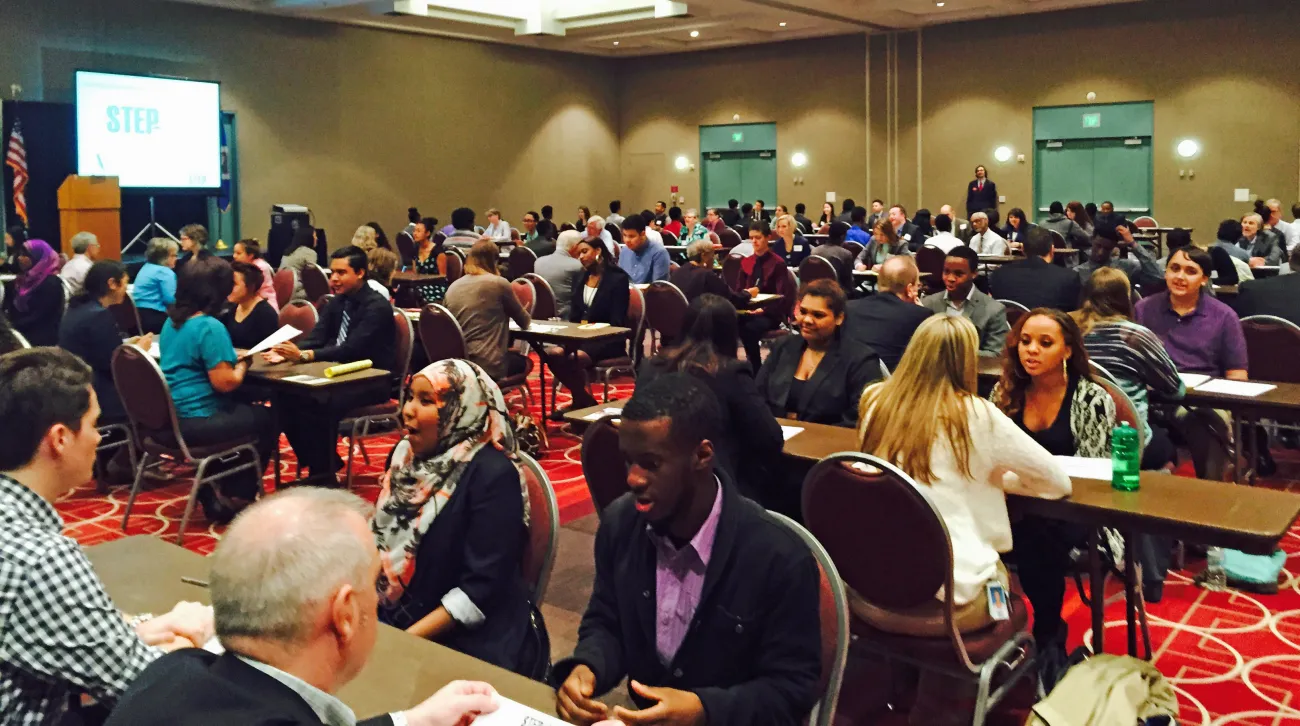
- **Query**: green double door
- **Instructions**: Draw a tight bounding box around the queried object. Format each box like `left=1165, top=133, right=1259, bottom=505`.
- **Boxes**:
left=701, top=151, right=777, bottom=211
left=1035, top=138, right=1152, bottom=220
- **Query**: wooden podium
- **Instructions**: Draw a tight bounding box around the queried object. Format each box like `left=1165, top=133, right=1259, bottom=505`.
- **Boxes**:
left=58, top=176, right=121, bottom=260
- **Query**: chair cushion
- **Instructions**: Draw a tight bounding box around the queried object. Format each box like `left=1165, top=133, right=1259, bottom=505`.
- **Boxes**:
left=849, top=591, right=1029, bottom=665
left=142, top=433, right=258, bottom=459
left=594, top=356, right=633, bottom=369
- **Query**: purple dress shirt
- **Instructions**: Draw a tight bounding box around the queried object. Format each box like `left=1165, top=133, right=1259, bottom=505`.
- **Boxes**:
left=1134, top=290, right=1247, bottom=376
left=648, top=481, right=723, bottom=665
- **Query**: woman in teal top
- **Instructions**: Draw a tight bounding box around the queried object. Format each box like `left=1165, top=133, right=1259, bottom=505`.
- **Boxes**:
left=159, top=254, right=276, bottom=523
left=133, top=237, right=179, bottom=334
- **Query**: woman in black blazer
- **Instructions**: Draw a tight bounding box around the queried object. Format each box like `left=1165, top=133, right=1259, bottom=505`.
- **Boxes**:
left=372, top=359, right=540, bottom=675
left=637, top=293, right=783, bottom=503
left=756, top=279, right=881, bottom=428
left=1003, top=207, right=1035, bottom=250
left=552, top=237, right=631, bottom=412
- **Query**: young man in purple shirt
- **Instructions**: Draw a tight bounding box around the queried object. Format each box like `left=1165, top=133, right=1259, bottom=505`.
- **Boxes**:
left=1135, top=246, right=1248, bottom=480
left=553, top=374, right=820, bottom=726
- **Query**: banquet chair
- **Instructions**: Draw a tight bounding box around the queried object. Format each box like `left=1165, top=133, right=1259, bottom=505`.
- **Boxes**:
left=340, top=308, right=414, bottom=487
left=580, top=415, right=627, bottom=516
left=517, top=452, right=560, bottom=605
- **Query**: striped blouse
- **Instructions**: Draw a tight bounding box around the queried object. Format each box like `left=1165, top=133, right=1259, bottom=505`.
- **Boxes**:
left=1081, top=319, right=1184, bottom=443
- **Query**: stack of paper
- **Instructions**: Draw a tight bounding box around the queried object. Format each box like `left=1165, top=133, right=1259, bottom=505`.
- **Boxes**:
left=1179, top=373, right=1211, bottom=389
left=1192, top=379, right=1276, bottom=397
left=474, top=696, right=568, bottom=725
left=1054, top=455, right=1112, bottom=481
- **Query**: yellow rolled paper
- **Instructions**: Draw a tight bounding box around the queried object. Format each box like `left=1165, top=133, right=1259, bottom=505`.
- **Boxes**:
left=323, top=359, right=373, bottom=378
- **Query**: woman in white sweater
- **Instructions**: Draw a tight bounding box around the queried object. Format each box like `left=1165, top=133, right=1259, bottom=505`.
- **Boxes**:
left=856, top=314, right=1070, bottom=725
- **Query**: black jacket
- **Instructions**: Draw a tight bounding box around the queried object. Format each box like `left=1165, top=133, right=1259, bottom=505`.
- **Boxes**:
left=377, top=445, right=533, bottom=672
left=668, top=264, right=749, bottom=308
left=301, top=283, right=395, bottom=373
left=966, top=178, right=998, bottom=217
left=755, top=333, right=881, bottom=427
left=3, top=275, right=63, bottom=346
left=552, top=477, right=821, bottom=726
left=58, top=302, right=126, bottom=420
left=105, top=649, right=394, bottom=725
left=843, top=293, right=934, bottom=371
left=1233, top=273, right=1300, bottom=327
left=636, top=356, right=783, bottom=501
left=570, top=265, right=630, bottom=327
left=719, top=208, right=742, bottom=227
left=988, top=256, right=1083, bottom=313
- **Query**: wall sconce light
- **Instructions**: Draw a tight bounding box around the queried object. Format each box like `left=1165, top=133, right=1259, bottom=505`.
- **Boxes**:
left=1176, top=139, right=1200, bottom=159
left=674, top=155, right=691, bottom=171
left=993, top=146, right=1013, bottom=163
left=791, top=152, right=808, bottom=168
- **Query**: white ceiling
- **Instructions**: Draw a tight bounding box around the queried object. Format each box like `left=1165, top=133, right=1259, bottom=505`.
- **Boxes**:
left=167, top=0, right=1147, bottom=56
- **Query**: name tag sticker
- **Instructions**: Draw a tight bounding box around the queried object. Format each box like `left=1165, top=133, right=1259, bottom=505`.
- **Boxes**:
left=986, top=582, right=1010, bottom=621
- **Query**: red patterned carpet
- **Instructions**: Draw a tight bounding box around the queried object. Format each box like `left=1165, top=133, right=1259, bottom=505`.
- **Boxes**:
left=55, top=367, right=1300, bottom=724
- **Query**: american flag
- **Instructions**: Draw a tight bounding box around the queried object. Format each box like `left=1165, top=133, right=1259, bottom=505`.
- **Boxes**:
left=6, top=118, right=28, bottom=225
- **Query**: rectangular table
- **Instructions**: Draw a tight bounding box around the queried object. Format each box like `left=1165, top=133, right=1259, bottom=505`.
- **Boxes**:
left=562, top=398, right=1300, bottom=655
left=86, top=536, right=557, bottom=717
left=509, top=320, right=632, bottom=423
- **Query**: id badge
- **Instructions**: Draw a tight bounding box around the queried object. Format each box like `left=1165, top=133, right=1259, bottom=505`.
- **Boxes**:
left=986, top=581, right=1010, bottom=621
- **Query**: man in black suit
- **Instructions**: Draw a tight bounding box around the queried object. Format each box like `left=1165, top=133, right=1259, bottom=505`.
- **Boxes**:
left=865, top=199, right=885, bottom=230
left=886, top=204, right=921, bottom=251
left=989, top=226, right=1083, bottom=312
left=836, top=198, right=856, bottom=225
left=554, top=374, right=821, bottom=726
left=1234, top=244, right=1300, bottom=325
left=844, top=255, right=933, bottom=370
left=272, top=245, right=397, bottom=487
left=719, top=198, right=742, bottom=227
left=793, top=203, right=814, bottom=233
left=106, top=489, right=500, bottom=726
left=965, top=165, right=998, bottom=220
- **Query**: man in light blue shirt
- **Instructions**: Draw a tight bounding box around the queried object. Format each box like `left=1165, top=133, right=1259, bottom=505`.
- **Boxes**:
left=617, top=215, right=670, bottom=284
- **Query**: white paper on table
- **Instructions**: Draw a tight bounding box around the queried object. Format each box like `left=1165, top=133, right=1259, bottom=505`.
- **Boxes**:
left=1192, top=379, right=1276, bottom=397
left=1054, top=455, right=1112, bottom=481
left=471, top=696, right=568, bottom=726
left=583, top=407, right=626, bottom=421
left=148, top=341, right=161, bottom=359
left=247, top=324, right=303, bottom=355
left=781, top=425, right=804, bottom=441
left=282, top=374, right=317, bottom=383
left=1179, top=373, right=1211, bottom=389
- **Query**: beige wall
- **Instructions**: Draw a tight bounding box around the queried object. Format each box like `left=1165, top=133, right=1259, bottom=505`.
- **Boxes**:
left=620, top=0, right=1300, bottom=239
left=0, top=0, right=621, bottom=244
left=618, top=35, right=868, bottom=218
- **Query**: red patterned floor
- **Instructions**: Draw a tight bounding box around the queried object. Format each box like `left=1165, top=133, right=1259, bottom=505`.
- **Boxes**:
left=55, top=369, right=1300, bottom=723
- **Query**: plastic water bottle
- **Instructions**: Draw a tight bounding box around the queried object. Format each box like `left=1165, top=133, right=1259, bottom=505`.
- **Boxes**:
left=1111, top=422, right=1141, bottom=491
left=1204, top=547, right=1228, bottom=591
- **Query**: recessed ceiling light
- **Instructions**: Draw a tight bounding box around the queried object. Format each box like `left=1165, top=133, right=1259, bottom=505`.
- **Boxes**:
left=689, top=30, right=699, bottom=37
left=779, top=21, right=787, bottom=27
left=613, top=41, right=619, bottom=45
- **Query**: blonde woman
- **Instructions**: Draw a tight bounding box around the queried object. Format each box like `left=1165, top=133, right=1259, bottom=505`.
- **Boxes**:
left=351, top=224, right=378, bottom=253
left=855, top=314, right=1070, bottom=723
left=773, top=214, right=805, bottom=259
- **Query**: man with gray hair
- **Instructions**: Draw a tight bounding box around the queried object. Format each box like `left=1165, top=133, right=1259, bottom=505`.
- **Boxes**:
left=105, top=488, right=501, bottom=726
left=844, top=255, right=933, bottom=370
left=967, top=211, right=1008, bottom=255
left=668, top=239, right=749, bottom=307
left=59, top=231, right=100, bottom=296
left=536, top=229, right=585, bottom=320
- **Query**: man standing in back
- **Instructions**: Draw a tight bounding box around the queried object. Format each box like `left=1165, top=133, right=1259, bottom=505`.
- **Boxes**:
left=844, top=256, right=933, bottom=371
left=553, top=375, right=821, bottom=726
left=922, top=245, right=1010, bottom=356
left=618, top=216, right=671, bottom=284
left=989, top=227, right=1083, bottom=312
left=105, top=488, right=501, bottom=726
left=965, top=165, right=997, bottom=220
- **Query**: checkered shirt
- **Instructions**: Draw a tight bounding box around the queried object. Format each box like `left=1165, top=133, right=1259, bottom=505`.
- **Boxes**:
left=0, top=475, right=159, bottom=725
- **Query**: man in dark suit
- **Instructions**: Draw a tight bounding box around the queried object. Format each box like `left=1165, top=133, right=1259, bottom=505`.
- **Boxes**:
left=865, top=199, right=885, bottom=230
left=844, top=255, right=933, bottom=370
left=793, top=203, right=814, bottom=233
left=886, top=204, right=921, bottom=251
left=988, top=227, right=1083, bottom=312
left=105, top=489, right=500, bottom=726
left=836, top=198, right=856, bottom=225
left=719, top=199, right=742, bottom=227
left=1234, top=244, right=1300, bottom=326
left=554, top=374, right=821, bottom=726
left=272, top=245, right=397, bottom=487
left=965, top=165, right=998, bottom=220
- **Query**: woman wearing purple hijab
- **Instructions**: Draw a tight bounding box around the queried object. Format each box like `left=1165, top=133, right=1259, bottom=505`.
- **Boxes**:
left=2, top=239, right=65, bottom=346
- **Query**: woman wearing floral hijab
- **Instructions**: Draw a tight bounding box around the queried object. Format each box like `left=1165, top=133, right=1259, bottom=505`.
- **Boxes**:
left=372, top=359, right=537, bottom=673
left=3, top=239, right=66, bottom=346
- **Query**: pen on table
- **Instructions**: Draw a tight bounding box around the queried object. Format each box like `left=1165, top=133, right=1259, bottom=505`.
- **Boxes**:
left=181, top=577, right=209, bottom=588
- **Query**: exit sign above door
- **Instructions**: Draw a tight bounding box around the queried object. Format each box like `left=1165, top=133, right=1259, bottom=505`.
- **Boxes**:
left=1082, top=113, right=1102, bottom=128
left=731, top=131, right=744, bottom=142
